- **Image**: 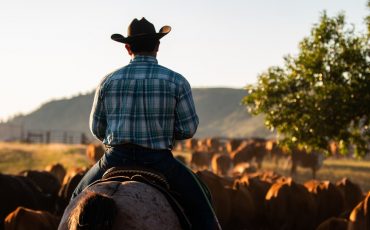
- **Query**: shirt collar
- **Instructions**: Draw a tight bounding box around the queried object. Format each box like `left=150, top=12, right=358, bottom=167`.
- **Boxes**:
left=130, top=55, right=158, bottom=64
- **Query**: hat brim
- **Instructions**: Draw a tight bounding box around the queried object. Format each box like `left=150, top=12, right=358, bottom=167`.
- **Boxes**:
left=111, top=25, right=171, bottom=44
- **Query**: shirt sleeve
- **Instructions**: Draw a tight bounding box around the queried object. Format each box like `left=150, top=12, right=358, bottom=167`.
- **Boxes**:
left=174, top=80, right=199, bottom=140
left=89, top=82, right=107, bottom=141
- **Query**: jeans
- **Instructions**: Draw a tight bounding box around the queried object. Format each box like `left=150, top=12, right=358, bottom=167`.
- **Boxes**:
left=71, top=144, right=221, bottom=230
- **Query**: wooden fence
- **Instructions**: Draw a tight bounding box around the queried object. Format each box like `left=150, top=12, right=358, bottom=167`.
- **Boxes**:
left=0, top=123, right=89, bottom=144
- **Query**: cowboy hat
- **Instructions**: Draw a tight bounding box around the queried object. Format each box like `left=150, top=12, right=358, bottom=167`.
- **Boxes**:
left=111, top=17, right=171, bottom=44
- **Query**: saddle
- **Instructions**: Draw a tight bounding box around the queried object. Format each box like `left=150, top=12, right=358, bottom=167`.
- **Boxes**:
left=89, top=166, right=191, bottom=230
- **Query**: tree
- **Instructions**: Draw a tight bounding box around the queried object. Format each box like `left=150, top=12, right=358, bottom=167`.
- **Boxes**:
left=243, top=11, right=370, bottom=157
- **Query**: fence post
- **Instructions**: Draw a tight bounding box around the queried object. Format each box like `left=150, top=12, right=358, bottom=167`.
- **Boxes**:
left=20, top=124, right=25, bottom=142
left=45, top=131, right=50, bottom=144
left=26, top=132, right=31, bottom=143
left=63, top=132, right=68, bottom=144
left=81, top=133, right=88, bottom=144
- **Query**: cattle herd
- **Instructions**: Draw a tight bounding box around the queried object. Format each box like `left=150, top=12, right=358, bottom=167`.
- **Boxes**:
left=0, top=139, right=369, bottom=230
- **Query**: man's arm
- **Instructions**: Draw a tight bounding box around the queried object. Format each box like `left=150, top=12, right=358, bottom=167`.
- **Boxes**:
left=174, top=81, right=199, bottom=140
left=89, top=83, right=107, bottom=141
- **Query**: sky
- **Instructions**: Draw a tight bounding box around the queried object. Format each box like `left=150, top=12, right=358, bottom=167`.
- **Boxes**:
left=0, top=0, right=368, bottom=121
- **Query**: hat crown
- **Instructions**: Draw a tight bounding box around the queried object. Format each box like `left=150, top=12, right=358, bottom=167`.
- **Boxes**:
left=111, top=18, right=171, bottom=44
left=127, top=18, right=156, bottom=37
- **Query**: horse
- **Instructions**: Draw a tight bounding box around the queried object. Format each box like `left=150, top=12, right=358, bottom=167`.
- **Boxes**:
left=58, top=167, right=190, bottom=230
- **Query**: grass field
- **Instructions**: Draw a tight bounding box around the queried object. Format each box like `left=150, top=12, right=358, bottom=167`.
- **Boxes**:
left=0, top=142, right=90, bottom=174
left=1, top=142, right=369, bottom=193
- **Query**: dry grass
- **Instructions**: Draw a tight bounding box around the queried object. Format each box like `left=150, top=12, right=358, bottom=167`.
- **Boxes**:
left=0, top=142, right=89, bottom=174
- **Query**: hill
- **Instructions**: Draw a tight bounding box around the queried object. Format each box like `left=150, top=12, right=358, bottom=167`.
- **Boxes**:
left=2, top=88, right=273, bottom=141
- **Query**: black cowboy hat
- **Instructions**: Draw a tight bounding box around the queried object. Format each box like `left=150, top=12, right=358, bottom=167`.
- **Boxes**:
left=111, top=18, right=171, bottom=44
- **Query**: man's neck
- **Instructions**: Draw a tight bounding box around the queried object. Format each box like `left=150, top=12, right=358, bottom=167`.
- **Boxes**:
left=131, top=52, right=157, bottom=59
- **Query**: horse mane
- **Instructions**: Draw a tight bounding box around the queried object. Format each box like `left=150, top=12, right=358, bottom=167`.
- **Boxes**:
left=68, top=191, right=117, bottom=230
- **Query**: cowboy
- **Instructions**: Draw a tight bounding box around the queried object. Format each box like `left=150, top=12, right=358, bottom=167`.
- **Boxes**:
left=71, top=18, right=221, bottom=229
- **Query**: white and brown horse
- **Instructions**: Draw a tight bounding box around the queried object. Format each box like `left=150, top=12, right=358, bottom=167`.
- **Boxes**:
left=58, top=168, right=188, bottom=230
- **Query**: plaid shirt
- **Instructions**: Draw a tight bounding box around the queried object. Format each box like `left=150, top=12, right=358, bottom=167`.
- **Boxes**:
left=89, top=55, right=199, bottom=150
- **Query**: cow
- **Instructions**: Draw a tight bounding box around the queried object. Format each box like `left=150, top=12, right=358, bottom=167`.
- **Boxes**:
left=173, top=140, right=184, bottom=152
left=224, top=184, right=255, bottom=230
left=265, top=139, right=288, bottom=167
left=233, top=175, right=271, bottom=229
left=225, top=138, right=245, bottom=153
left=0, top=173, right=55, bottom=229
left=196, top=170, right=231, bottom=229
left=19, top=170, right=61, bottom=198
left=230, top=138, right=267, bottom=169
left=211, top=153, right=232, bottom=176
left=290, top=148, right=324, bottom=179
left=265, top=177, right=317, bottom=230
left=86, top=143, right=105, bottom=163
left=328, top=141, right=339, bottom=156
left=190, top=151, right=213, bottom=170
left=184, top=138, right=198, bottom=151
left=254, top=170, right=283, bottom=184
left=348, top=192, right=370, bottom=230
left=4, top=207, right=60, bottom=230
left=316, top=217, right=348, bottom=230
left=45, top=163, right=66, bottom=184
left=336, top=178, right=364, bottom=216
left=197, top=138, right=209, bottom=151
left=205, top=138, right=223, bottom=152
left=304, top=180, right=345, bottom=227
left=231, top=162, right=257, bottom=176
left=56, top=169, right=86, bottom=215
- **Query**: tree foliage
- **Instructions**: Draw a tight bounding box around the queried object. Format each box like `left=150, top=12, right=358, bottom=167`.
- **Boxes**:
left=243, top=11, right=370, bottom=157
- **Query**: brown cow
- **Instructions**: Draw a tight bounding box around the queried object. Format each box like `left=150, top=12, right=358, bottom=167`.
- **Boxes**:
left=86, top=143, right=105, bottom=163
left=56, top=169, right=86, bottom=215
left=0, top=174, right=55, bottom=229
left=211, top=153, right=232, bottom=176
left=233, top=175, right=271, bottom=229
left=348, top=191, right=370, bottom=230
left=265, top=177, right=317, bottom=230
left=265, top=139, right=288, bottom=166
left=184, top=138, right=198, bottom=151
left=173, top=140, right=184, bottom=152
left=304, top=180, right=344, bottom=227
left=225, top=138, right=245, bottom=153
left=45, top=163, right=66, bottom=184
left=316, top=217, right=348, bottom=230
left=224, top=185, right=255, bottom=230
left=230, top=138, right=267, bottom=169
left=196, top=170, right=231, bottom=229
left=197, top=138, right=209, bottom=151
left=206, top=138, right=223, bottom=152
left=336, top=178, right=364, bottom=216
left=19, top=170, right=61, bottom=198
left=190, top=151, right=213, bottom=170
left=4, top=207, right=60, bottom=230
left=291, top=148, right=324, bottom=179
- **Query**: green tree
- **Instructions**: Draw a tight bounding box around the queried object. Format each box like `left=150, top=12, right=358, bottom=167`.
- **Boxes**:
left=243, top=12, right=370, bottom=157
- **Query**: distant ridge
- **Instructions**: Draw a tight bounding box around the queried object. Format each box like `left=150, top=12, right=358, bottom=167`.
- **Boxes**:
left=5, top=88, right=273, bottom=140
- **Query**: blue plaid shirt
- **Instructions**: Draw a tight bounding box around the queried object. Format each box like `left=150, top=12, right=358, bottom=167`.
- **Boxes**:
left=89, top=55, right=199, bottom=150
